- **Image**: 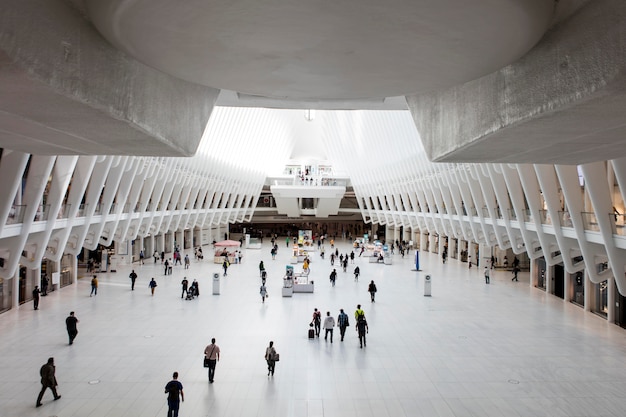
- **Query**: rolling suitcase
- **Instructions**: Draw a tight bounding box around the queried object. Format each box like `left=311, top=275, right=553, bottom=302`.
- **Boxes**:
left=308, top=322, right=315, bottom=339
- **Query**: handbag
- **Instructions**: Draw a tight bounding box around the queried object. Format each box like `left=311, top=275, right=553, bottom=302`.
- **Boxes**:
left=272, top=353, right=280, bottom=362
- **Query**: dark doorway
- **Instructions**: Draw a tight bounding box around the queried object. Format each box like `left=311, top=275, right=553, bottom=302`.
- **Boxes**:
left=554, top=264, right=565, bottom=299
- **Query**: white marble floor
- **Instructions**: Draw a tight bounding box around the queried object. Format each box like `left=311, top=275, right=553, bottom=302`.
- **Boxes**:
left=2, top=240, right=626, bottom=417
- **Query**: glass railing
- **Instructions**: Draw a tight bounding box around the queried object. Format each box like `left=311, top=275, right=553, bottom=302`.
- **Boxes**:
left=7, top=205, right=26, bottom=224
left=34, top=204, right=50, bottom=221
left=611, top=213, right=626, bottom=236
left=57, top=204, right=71, bottom=219
left=538, top=210, right=551, bottom=225
left=558, top=211, right=573, bottom=227
left=508, top=208, right=517, bottom=220
left=581, top=212, right=600, bottom=231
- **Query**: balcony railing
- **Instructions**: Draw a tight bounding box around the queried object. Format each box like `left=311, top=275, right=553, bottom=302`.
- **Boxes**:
left=581, top=212, right=600, bottom=231
left=538, top=210, right=552, bottom=225
left=7, top=205, right=26, bottom=224
left=558, top=211, right=573, bottom=227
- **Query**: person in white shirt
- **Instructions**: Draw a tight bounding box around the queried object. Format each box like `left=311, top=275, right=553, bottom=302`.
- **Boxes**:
left=323, top=311, right=335, bottom=343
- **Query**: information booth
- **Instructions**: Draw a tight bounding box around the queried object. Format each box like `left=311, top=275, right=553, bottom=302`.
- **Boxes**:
left=284, top=264, right=314, bottom=293
left=213, top=240, right=241, bottom=264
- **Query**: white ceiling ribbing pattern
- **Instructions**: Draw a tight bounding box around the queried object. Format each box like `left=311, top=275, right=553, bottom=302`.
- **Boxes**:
left=319, top=110, right=427, bottom=226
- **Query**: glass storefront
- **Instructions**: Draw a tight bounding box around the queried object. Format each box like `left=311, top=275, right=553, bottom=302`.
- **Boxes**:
left=0, top=277, right=11, bottom=313
left=592, top=280, right=609, bottom=318
left=536, top=257, right=546, bottom=290
left=572, top=271, right=584, bottom=306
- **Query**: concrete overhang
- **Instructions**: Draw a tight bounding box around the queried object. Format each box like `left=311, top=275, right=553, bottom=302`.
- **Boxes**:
left=407, top=0, right=626, bottom=165
left=0, top=0, right=218, bottom=156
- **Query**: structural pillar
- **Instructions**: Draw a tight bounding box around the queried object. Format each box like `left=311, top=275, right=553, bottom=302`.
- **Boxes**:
left=564, top=271, right=571, bottom=303
left=608, top=277, right=616, bottom=324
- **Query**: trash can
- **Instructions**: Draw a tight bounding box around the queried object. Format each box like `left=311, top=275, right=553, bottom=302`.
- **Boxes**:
left=212, top=273, right=220, bottom=295
left=424, top=274, right=432, bottom=297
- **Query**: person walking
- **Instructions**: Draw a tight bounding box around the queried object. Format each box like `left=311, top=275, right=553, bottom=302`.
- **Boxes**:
left=164, top=371, right=184, bottom=417
left=36, top=357, right=61, bottom=407
left=223, top=259, right=229, bottom=276
left=353, top=266, right=360, bottom=281
left=90, top=275, right=98, bottom=296
left=355, top=304, right=365, bottom=321
left=323, top=311, right=335, bottom=343
left=259, top=260, right=265, bottom=276
left=32, top=285, right=40, bottom=310
left=139, top=249, right=145, bottom=264
left=204, top=338, right=221, bottom=383
left=484, top=266, right=490, bottom=284
left=65, top=311, right=79, bottom=345
left=337, top=308, right=349, bottom=341
left=368, top=280, right=377, bottom=302
left=512, top=266, right=520, bottom=281
left=312, top=308, right=322, bottom=337
left=149, top=277, right=157, bottom=295
left=129, top=270, right=137, bottom=290
left=191, top=279, right=200, bottom=296
left=184, top=254, right=190, bottom=269
left=264, top=341, right=278, bottom=377
left=356, top=315, right=369, bottom=348
left=160, top=251, right=165, bottom=264
left=329, top=269, right=337, bottom=286
left=260, top=283, right=267, bottom=303
left=164, top=259, right=170, bottom=275
left=153, top=250, right=159, bottom=263
left=350, top=251, right=355, bottom=264
left=181, top=277, right=189, bottom=298
left=41, top=275, right=49, bottom=296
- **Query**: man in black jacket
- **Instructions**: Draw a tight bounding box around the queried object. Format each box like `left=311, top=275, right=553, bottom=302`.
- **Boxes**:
left=36, top=357, right=61, bottom=407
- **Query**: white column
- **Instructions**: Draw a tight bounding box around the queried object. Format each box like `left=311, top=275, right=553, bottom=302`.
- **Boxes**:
left=608, top=277, right=616, bottom=323
left=530, top=258, right=537, bottom=288
left=70, top=255, right=77, bottom=286
left=403, top=227, right=410, bottom=243
left=545, top=264, right=553, bottom=295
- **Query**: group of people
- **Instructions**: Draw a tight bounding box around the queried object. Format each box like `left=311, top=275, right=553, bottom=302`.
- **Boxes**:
left=181, top=277, right=200, bottom=299
left=329, top=249, right=354, bottom=272
left=311, top=305, right=370, bottom=347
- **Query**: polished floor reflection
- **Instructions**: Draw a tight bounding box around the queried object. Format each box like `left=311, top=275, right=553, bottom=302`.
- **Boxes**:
left=1, top=240, right=626, bottom=417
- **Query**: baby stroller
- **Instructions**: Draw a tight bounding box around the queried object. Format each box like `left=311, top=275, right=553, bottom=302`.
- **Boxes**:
left=185, top=286, right=196, bottom=300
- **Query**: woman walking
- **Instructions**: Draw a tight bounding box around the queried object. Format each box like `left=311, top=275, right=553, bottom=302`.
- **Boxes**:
left=264, top=341, right=278, bottom=377
left=368, top=280, right=377, bottom=302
